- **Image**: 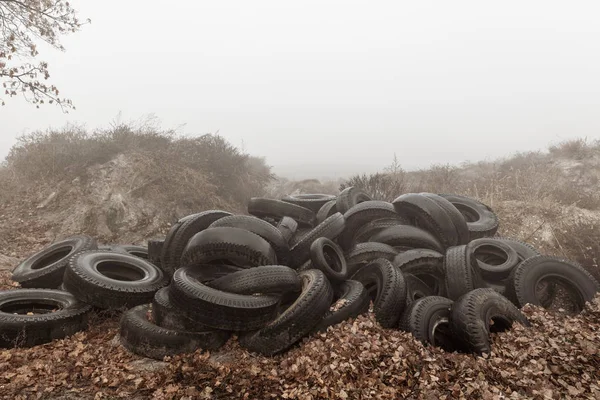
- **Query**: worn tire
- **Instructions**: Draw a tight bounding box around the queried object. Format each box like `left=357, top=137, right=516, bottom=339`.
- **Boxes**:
left=209, top=266, right=302, bottom=296
left=239, top=269, right=333, bottom=355
left=353, top=218, right=404, bottom=243
left=120, top=304, right=229, bottom=360
left=277, top=217, right=298, bottom=244
left=507, top=255, right=600, bottom=312
left=393, top=249, right=446, bottom=296
left=422, top=193, right=469, bottom=245
left=152, top=287, right=214, bottom=331
left=316, top=200, right=338, bottom=224
left=161, top=210, right=232, bottom=275
left=368, top=225, right=444, bottom=253
left=169, top=265, right=280, bottom=331
left=392, top=193, right=460, bottom=249
left=351, top=258, right=407, bottom=328
left=336, top=187, right=372, bottom=214
left=345, top=242, right=398, bottom=277
left=313, top=280, right=370, bottom=332
left=12, top=235, right=98, bottom=289
left=493, top=237, right=540, bottom=262
left=282, top=194, right=337, bottom=214
left=248, top=197, right=316, bottom=227
left=209, top=215, right=290, bottom=264
left=289, top=212, right=345, bottom=268
left=405, top=274, right=435, bottom=307
left=309, top=238, right=348, bottom=282
left=444, top=245, right=483, bottom=301
left=439, top=194, right=499, bottom=240
left=147, top=238, right=164, bottom=269
left=468, top=238, right=520, bottom=281
left=400, top=296, right=458, bottom=351
left=63, top=250, right=168, bottom=309
left=338, top=201, right=405, bottom=250
left=111, top=245, right=149, bottom=260
left=181, top=227, right=277, bottom=268
left=451, top=288, right=530, bottom=354
left=0, top=289, right=91, bottom=348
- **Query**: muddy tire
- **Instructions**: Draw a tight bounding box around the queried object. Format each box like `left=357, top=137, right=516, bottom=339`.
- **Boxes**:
left=439, top=194, right=499, bottom=240
left=316, top=200, right=338, bottom=224
left=351, top=258, right=407, bottom=328
left=209, top=265, right=302, bottom=296
left=120, top=304, right=229, bottom=360
left=400, top=296, right=458, bottom=351
left=0, top=289, right=91, bottom=348
left=368, top=225, right=444, bottom=253
left=239, top=269, right=333, bottom=355
left=337, top=201, right=405, bottom=250
left=444, top=245, right=483, bottom=300
left=282, top=194, right=337, bottom=214
left=181, top=227, right=277, bottom=268
left=309, top=238, right=348, bottom=282
left=507, top=255, right=600, bottom=313
left=289, top=212, right=345, bottom=268
left=451, top=288, right=530, bottom=354
left=248, top=197, right=316, bottom=227
left=169, top=265, right=280, bottom=331
left=336, top=187, right=372, bottom=214
left=63, top=250, right=168, bottom=309
left=209, top=215, right=290, bottom=264
left=393, top=249, right=446, bottom=296
left=161, top=210, right=232, bottom=275
left=313, top=280, right=370, bottom=332
left=12, top=235, right=97, bottom=289
left=277, top=217, right=298, bottom=244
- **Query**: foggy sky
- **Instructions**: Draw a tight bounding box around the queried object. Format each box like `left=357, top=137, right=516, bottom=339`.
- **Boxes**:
left=2, top=1, right=600, bottom=179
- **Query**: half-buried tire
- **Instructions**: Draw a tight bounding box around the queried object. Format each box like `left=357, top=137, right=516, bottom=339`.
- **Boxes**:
left=313, top=280, right=369, bottom=333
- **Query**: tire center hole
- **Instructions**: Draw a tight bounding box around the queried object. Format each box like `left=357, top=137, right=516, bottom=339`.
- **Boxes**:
left=1, top=300, right=62, bottom=315
left=536, top=278, right=584, bottom=315
left=96, top=261, right=146, bottom=281
left=31, top=247, right=72, bottom=270
left=431, top=318, right=458, bottom=352
left=323, top=245, right=342, bottom=272
left=454, top=204, right=479, bottom=223
left=474, top=245, right=507, bottom=266
left=489, top=316, right=512, bottom=333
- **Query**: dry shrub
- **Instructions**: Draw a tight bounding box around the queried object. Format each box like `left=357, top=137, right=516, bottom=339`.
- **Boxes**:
left=267, top=177, right=340, bottom=199
left=548, top=138, right=600, bottom=160
left=339, top=172, right=407, bottom=201
left=553, top=220, right=600, bottom=283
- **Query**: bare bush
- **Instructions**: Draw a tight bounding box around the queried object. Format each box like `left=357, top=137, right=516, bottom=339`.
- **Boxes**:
left=548, top=138, right=600, bottom=160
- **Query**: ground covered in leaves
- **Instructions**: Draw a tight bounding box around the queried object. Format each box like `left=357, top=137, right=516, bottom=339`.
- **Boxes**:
left=0, top=272, right=598, bottom=400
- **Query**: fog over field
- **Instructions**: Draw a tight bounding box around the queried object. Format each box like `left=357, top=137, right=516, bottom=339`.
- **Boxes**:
left=3, top=1, right=600, bottom=178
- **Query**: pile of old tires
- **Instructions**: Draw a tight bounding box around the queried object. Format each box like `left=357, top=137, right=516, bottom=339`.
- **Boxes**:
left=3, top=188, right=599, bottom=358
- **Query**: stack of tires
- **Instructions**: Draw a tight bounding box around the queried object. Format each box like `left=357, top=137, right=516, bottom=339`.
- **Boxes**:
left=3, top=188, right=599, bottom=359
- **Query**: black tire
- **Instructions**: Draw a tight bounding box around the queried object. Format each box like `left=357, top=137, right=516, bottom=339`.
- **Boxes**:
left=392, top=193, right=459, bottom=249
left=353, top=218, right=404, bottom=243
left=169, top=265, right=280, bottom=331
left=183, top=264, right=245, bottom=284
left=393, top=249, right=446, bottom=296
left=492, top=237, right=540, bottom=262
left=405, top=274, right=435, bottom=306
left=313, top=280, right=370, bottom=332
left=421, top=193, right=469, bottom=245
left=345, top=242, right=398, bottom=277
left=507, top=255, right=600, bottom=313
left=11, top=235, right=98, bottom=289
left=209, top=215, right=290, bottom=264
left=120, top=304, right=229, bottom=360
left=351, top=258, right=407, bottom=328
left=439, top=194, right=499, bottom=240
left=63, top=250, right=168, bottom=309
left=336, top=186, right=372, bottom=214
left=451, top=288, right=530, bottom=354
left=239, top=269, right=333, bottom=355
left=316, top=200, right=338, bottom=224
left=147, top=238, right=164, bottom=269
left=289, top=212, right=345, bottom=268
left=282, top=194, right=337, bottom=214
left=337, top=201, right=405, bottom=250
left=444, top=245, right=483, bottom=301
left=209, top=266, right=302, bottom=296
left=468, top=238, right=520, bottom=281
left=309, top=238, right=348, bottom=282
left=248, top=197, right=316, bottom=227
left=161, top=210, right=232, bottom=275
left=400, top=296, right=458, bottom=352
left=368, top=225, right=445, bottom=253
left=0, top=289, right=91, bottom=348
left=277, top=217, right=298, bottom=244
left=181, top=227, right=277, bottom=268
left=152, top=287, right=214, bottom=331
left=111, top=245, right=149, bottom=260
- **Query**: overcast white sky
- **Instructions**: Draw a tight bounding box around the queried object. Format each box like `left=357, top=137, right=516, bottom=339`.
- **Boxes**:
left=2, top=1, right=600, bottom=178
